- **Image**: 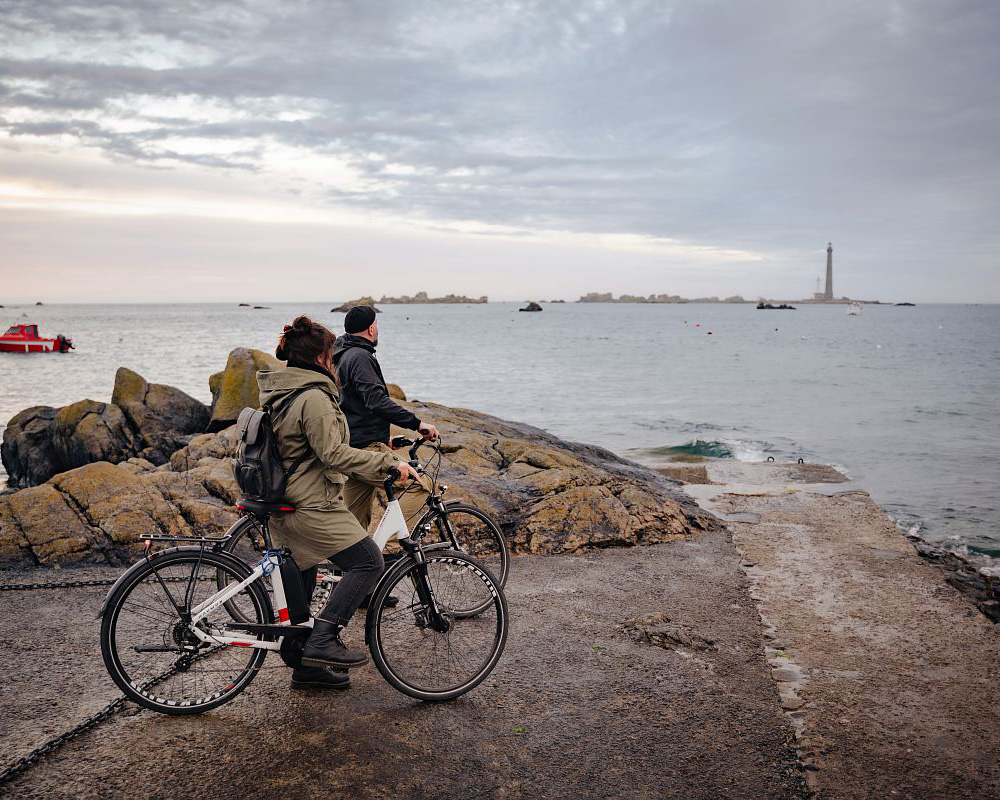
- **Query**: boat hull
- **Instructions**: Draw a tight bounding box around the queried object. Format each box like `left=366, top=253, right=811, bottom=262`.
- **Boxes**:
left=0, top=339, right=58, bottom=353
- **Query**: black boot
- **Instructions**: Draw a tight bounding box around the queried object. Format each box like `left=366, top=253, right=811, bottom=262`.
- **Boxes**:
left=301, top=620, right=369, bottom=669
left=290, top=666, right=350, bottom=691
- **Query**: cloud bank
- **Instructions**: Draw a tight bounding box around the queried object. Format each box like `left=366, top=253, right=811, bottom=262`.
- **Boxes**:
left=1, top=0, right=997, bottom=301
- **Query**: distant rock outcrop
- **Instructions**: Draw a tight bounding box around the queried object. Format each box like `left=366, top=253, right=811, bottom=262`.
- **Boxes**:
left=208, top=348, right=283, bottom=431
left=519, top=301, right=543, bottom=312
left=331, top=297, right=381, bottom=313
left=378, top=292, right=487, bottom=304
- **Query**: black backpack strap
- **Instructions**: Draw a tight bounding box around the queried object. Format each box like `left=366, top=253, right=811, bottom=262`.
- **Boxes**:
left=283, top=451, right=311, bottom=482
left=265, top=386, right=313, bottom=419
left=265, top=387, right=325, bottom=483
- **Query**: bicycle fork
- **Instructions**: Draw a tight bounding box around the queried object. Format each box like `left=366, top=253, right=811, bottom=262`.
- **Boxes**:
left=402, top=540, right=451, bottom=633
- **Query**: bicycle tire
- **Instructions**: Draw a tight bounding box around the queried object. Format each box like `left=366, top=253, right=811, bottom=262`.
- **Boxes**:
left=366, top=550, right=508, bottom=702
left=416, top=504, right=510, bottom=590
left=101, top=548, right=272, bottom=715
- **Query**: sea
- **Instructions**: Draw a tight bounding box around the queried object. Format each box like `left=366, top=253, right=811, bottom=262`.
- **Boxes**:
left=1, top=302, right=998, bottom=565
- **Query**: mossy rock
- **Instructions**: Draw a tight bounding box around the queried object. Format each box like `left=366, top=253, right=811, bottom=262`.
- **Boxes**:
left=208, top=348, right=284, bottom=431
left=51, top=400, right=138, bottom=470
left=111, top=367, right=148, bottom=406
left=112, top=367, right=211, bottom=464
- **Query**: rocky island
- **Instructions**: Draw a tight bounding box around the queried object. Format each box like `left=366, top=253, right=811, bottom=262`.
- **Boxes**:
left=331, top=297, right=380, bottom=313
left=378, top=291, right=487, bottom=304
left=578, top=292, right=747, bottom=304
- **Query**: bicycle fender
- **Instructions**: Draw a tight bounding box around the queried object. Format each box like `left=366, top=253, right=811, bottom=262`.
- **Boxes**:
left=95, top=546, right=258, bottom=620
left=95, top=546, right=185, bottom=619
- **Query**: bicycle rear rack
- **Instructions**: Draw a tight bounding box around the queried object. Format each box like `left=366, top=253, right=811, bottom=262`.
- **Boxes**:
left=139, top=534, right=232, bottom=544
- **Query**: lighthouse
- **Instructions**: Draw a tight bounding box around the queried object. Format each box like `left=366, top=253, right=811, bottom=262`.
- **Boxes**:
left=824, top=242, right=834, bottom=301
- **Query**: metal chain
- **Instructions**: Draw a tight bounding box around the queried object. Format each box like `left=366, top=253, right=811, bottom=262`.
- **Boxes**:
left=0, top=695, right=128, bottom=785
left=0, top=578, right=117, bottom=591
left=0, top=644, right=227, bottom=787
left=0, top=575, right=215, bottom=592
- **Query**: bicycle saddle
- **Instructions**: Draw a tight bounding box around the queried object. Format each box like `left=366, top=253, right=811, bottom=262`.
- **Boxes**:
left=236, top=498, right=296, bottom=516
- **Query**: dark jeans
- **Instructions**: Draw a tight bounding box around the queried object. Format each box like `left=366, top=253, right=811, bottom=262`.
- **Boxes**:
left=300, top=537, right=384, bottom=628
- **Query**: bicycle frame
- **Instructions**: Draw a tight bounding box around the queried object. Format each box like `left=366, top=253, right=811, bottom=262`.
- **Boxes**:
left=149, top=485, right=444, bottom=653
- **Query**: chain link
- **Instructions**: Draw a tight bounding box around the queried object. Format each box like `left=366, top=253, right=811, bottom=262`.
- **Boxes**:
left=0, top=695, right=128, bottom=785
left=0, top=575, right=215, bottom=592
left=0, top=644, right=227, bottom=787
left=0, top=578, right=117, bottom=591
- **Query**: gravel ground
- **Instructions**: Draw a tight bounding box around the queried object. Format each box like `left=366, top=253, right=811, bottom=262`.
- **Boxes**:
left=1, top=532, right=803, bottom=799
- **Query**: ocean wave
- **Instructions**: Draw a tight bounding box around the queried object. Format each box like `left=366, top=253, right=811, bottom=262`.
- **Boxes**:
left=645, top=438, right=776, bottom=462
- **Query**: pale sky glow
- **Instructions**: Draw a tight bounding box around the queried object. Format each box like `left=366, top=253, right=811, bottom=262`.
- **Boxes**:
left=1, top=1, right=998, bottom=303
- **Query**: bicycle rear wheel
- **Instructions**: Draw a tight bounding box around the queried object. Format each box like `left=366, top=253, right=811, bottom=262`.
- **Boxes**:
left=367, top=550, right=508, bottom=702
left=419, top=504, right=509, bottom=589
left=101, top=549, right=271, bottom=715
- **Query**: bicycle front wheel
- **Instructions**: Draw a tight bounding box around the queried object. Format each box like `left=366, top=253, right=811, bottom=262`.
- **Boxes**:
left=367, top=550, right=508, bottom=702
left=101, top=549, right=271, bottom=715
left=420, top=504, right=510, bottom=589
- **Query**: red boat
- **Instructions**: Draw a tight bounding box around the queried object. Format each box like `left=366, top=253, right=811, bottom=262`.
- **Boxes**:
left=0, top=323, right=74, bottom=353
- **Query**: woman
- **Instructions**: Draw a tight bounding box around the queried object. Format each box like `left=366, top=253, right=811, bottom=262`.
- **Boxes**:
left=258, top=315, right=417, bottom=691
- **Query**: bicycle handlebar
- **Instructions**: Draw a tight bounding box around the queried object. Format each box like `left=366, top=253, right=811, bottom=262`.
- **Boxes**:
left=409, top=436, right=428, bottom=461
left=389, top=435, right=432, bottom=463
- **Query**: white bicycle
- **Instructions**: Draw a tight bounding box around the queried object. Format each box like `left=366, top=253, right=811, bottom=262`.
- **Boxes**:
left=98, top=470, right=509, bottom=714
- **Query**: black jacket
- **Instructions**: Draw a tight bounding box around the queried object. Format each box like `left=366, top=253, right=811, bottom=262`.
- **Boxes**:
left=332, top=334, right=420, bottom=448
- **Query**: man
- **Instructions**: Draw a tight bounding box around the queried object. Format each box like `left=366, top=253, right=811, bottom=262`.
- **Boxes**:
left=334, top=305, right=438, bottom=532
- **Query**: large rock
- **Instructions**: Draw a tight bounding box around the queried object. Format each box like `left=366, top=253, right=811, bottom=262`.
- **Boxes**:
left=51, top=400, right=138, bottom=472
left=2, top=399, right=144, bottom=488
left=331, top=297, right=381, bottom=313
left=384, top=401, right=716, bottom=554
left=208, top=348, right=283, bottom=431
left=0, top=397, right=717, bottom=565
left=0, top=459, right=237, bottom=566
left=1, top=406, right=59, bottom=488
left=112, top=367, right=210, bottom=464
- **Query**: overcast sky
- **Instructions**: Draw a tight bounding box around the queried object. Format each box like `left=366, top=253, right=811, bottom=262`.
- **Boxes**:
left=1, top=0, right=997, bottom=303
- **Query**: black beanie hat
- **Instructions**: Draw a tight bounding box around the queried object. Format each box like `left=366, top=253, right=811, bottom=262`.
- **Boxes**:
left=344, top=305, right=377, bottom=334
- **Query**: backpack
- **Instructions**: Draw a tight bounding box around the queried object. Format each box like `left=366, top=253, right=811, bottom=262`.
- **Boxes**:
left=233, top=388, right=314, bottom=502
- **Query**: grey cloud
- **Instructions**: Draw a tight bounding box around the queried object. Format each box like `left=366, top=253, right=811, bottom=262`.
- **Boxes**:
left=0, top=0, right=998, bottom=296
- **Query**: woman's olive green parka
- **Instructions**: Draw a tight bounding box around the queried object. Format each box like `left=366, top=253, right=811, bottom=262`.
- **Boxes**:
left=257, top=367, right=398, bottom=569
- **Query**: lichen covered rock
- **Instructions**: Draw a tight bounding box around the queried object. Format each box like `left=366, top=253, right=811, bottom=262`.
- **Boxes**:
left=51, top=400, right=138, bottom=471
left=112, top=367, right=210, bottom=463
left=0, top=459, right=238, bottom=566
left=1, top=379, right=717, bottom=565
left=208, top=348, right=283, bottom=431
left=1, top=406, right=59, bottom=488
